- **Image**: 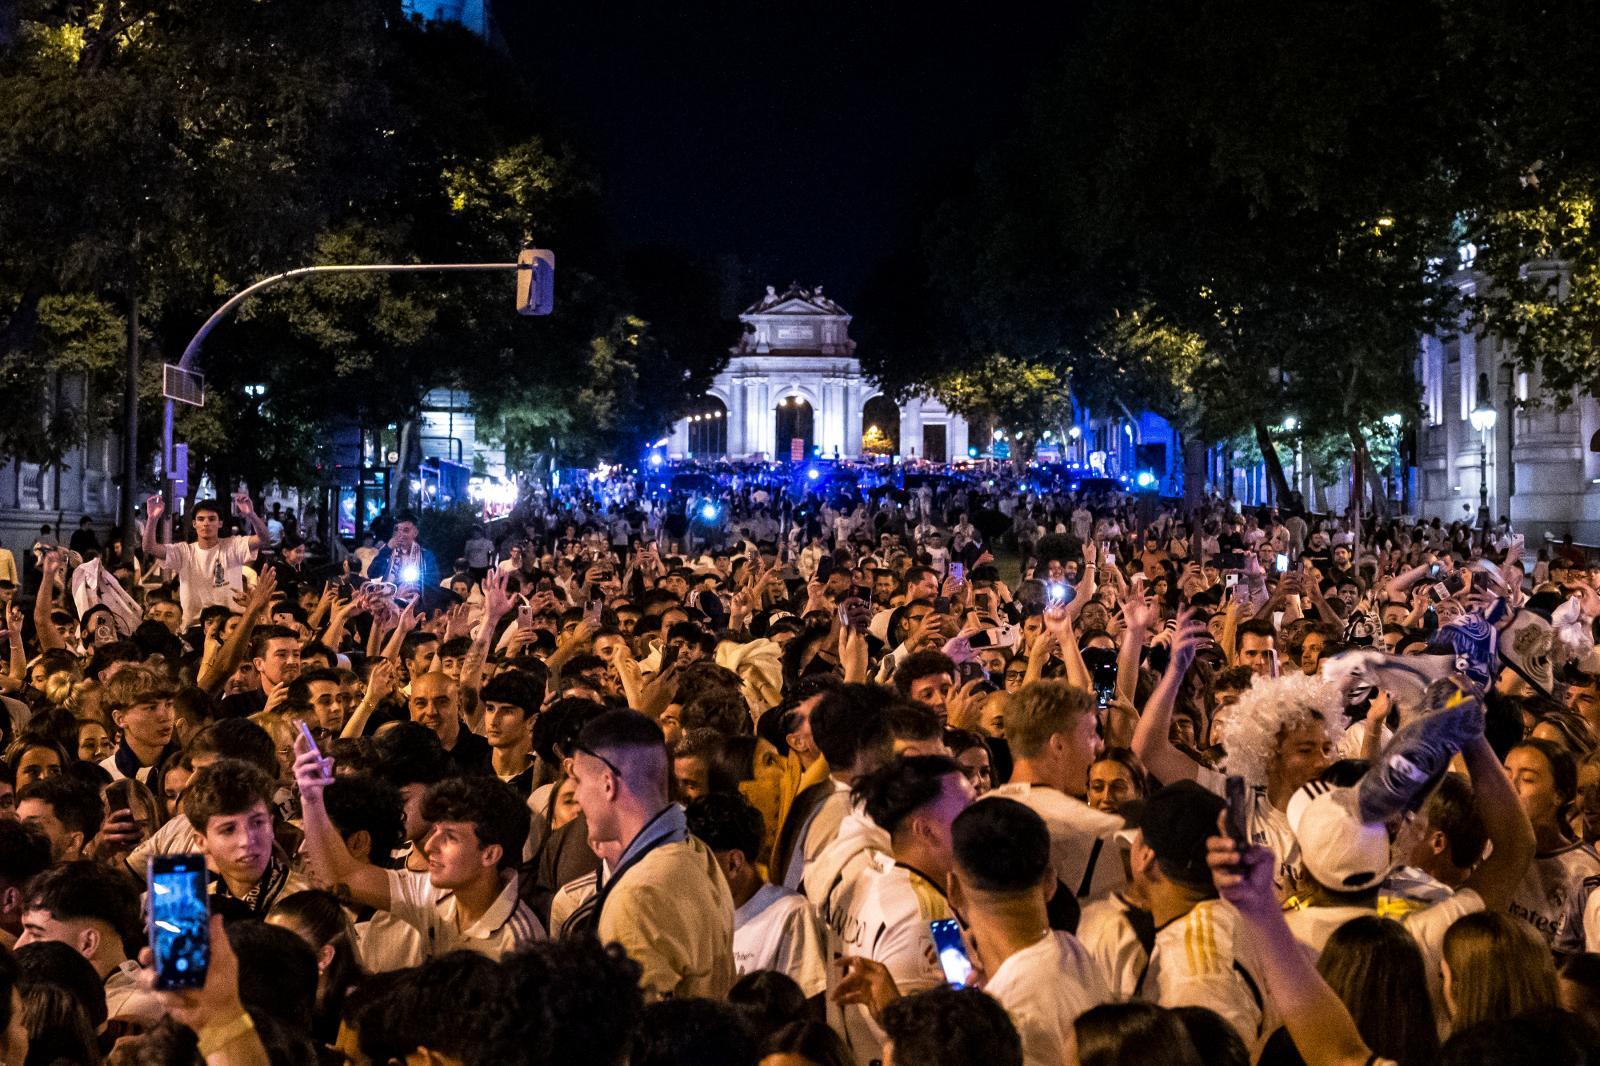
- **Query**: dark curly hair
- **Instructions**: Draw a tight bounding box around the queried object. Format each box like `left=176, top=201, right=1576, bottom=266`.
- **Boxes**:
left=481, top=940, right=645, bottom=1064
left=420, top=776, right=530, bottom=871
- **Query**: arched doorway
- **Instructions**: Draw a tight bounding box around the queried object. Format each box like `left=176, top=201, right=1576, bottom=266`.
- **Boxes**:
left=862, top=395, right=900, bottom=456
left=687, top=396, right=727, bottom=457
left=774, top=394, right=814, bottom=461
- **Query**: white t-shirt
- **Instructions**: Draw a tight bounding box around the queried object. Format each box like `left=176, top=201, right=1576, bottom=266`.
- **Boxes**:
left=383, top=868, right=546, bottom=960
left=1508, top=843, right=1600, bottom=948
left=1078, top=893, right=1150, bottom=1001
left=983, top=783, right=1126, bottom=901
left=735, top=883, right=829, bottom=997
left=165, top=536, right=253, bottom=625
left=985, top=931, right=1111, bottom=1066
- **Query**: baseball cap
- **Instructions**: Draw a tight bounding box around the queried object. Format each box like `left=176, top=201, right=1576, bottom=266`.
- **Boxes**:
left=1127, top=781, right=1225, bottom=889
left=1287, top=782, right=1390, bottom=892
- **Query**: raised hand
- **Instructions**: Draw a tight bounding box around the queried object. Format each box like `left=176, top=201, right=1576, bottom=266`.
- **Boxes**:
left=145, top=494, right=165, bottom=522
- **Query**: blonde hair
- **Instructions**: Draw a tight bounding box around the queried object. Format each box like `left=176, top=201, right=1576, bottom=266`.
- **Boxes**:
left=1219, top=671, right=1345, bottom=788
left=1007, top=681, right=1094, bottom=760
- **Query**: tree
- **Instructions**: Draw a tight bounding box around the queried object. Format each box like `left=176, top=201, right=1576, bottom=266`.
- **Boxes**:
left=930, top=355, right=1074, bottom=468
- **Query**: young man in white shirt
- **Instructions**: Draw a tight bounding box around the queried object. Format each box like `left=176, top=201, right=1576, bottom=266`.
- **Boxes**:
left=687, top=792, right=828, bottom=999
left=833, top=755, right=974, bottom=1065
left=295, top=743, right=544, bottom=959
left=949, top=797, right=1110, bottom=1066
left=143, top=493, right=266, bottom=627
left=982, top=680, right=1125, bottom=909
left=1133, top=781, right=1277, bottom=1050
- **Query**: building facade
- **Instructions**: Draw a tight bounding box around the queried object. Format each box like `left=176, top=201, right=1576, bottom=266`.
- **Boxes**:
left=0, top=372, right=122, bottom=566
left=1415, top=260, right=1600, bottom=542
left=667, top=284, right=970, bottom=463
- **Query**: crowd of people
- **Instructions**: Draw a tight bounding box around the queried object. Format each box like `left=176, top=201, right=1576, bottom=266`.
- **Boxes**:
left=2, top=469, right=1600, bottom=1066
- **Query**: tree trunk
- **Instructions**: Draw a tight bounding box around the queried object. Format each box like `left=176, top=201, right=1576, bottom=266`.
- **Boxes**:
left=1252, top=421, right=1293, bottom=506
left=1347, top=422, right=1387, bottom=518
left=1183, top=435, right=1208, bottom=517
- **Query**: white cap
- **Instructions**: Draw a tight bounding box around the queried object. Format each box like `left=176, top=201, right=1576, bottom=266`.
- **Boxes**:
left=1286, top=783, right=1391, bottom=892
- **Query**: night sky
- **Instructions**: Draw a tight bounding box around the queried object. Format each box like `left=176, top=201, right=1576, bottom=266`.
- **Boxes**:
left=501, top=1, right=1084, bottom=311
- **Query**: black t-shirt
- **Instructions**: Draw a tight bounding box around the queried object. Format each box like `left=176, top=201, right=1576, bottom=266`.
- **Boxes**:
left=218, top=689, right=268, bottom=720
left=445, top=728, right=493, bottom=774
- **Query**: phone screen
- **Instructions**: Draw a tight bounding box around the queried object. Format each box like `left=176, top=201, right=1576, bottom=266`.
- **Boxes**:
left=148, top=854, right=210, bottom=990
left=948, top=562, right=965, bottom=584
left=1046, top=581, right=1075, bottom=609
left=929, top=918, right=973, bottom=988
left=1224, top=775, right=1252, bottom=846
left=1274, top=553, right=1289, bottom=573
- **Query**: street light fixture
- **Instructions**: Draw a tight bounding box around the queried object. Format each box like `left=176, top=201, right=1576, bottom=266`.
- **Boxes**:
left=1470, top=378, right=1498, bottom=544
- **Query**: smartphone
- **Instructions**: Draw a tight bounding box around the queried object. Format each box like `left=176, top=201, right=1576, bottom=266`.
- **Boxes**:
left=147, top=854, right=211, bottom=990
left=948, top=562, right=965, bottom=584
left=1094, top=676, right=1116, bottom=710
left=1274, top=553, right=1290, bottom=574
left=1427, top=572, right=1467, bottom=602
left=1427, top=562, right=1443, bottom=579
left=929, top=918, right=973, bottom=988
left=296, top=718, right=321, bottom=758
left=1224, top=775, right=1251, bottom=846
left=1045, top=581, right=1076, bottom=609
left=932, top=595, right=951, bottom=615
left=584, top=599, right=604, bottom=626
left=1510, top=533, right=1525, bottom=551
left=1224, top=572, right=1240, bottom=589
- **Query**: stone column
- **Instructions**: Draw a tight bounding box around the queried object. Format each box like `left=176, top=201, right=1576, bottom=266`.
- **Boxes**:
left=725, top=380, right=745, bottom=457
left=900, top=397, right=924, bottom=460
left=822, top=375, right=846, bottom=457
left=845, top=378, right=863, bottom=458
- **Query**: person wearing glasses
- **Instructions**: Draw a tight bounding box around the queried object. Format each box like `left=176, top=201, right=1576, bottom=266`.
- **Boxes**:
left=565, top=708, right=735, bottom=1001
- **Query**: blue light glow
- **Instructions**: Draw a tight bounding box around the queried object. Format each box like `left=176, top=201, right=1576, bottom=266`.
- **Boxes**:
left=1136, top=471, right=1156, bottom=488
left=648, top=453, right=663, bottom=468
left=806, top=468, right=820, bottom=480
left=701, top=502, right=719, bottom=521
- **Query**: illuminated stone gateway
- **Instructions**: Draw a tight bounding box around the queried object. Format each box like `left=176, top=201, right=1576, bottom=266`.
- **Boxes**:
left=668, top=284, right=968, bottom=463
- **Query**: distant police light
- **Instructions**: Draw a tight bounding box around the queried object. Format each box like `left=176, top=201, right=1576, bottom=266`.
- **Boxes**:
left=701, top=502, right=719, bottom=521
left=648, top=453, right=663, bottom=468
left=806, top=467, right=820, bottom=480
left=1136, top=471, right=1156, bottom=489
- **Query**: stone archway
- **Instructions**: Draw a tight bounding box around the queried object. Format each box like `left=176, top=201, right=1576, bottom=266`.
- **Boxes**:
left=862, top=395, right=899, bottom=456
left=774, top=395, right=815, bottom=461
left=686, top=396, right=728, bottom=457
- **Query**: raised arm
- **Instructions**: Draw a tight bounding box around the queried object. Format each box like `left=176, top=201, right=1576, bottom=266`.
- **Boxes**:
left=32, top=551, right=66, bottom=652
left=460, top=571, right=514, bottom=703
left=1458, top=733, right=1537, bottom=910
left=1208, top=835, right=1374, bottom=1066
left=197, top=569, right=277, bottom=695
left=230, top=492, right=270, bottom=552
left=292, top=734, right=392, bottom=910
left=1042, top=605, right=1092, bottom=691
left=0, top=606, right=27, bottom=693
left=1116, top=587, right=1156, bottom=705
left=142, top=494, right=170, bottom=562
left=340, top=660, right=395, bottom=740
left=1131, top=612, right=1206, bottom=784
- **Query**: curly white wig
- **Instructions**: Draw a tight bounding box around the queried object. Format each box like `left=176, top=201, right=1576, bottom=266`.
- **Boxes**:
left=1219, top=671, right=1346, bottom=789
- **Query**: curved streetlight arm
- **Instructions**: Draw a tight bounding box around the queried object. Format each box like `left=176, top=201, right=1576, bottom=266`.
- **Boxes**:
left=175, top=262, right=520, bottom=370
left=160, top=260, right=524, bottom=532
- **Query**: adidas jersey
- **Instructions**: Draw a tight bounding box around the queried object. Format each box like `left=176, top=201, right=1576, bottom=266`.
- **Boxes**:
left=1078, top=892, right=1153, bottom=1001
left=983, top=783, right=1126, bottom=901
left=1141, top=899, right=1274, bottom=1049
left=830, top=851, right=953, bottom=1065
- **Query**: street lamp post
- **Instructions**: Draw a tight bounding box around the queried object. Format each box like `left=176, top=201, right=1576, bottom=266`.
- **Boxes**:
left=1470, top=381, right=1498, bottom=548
